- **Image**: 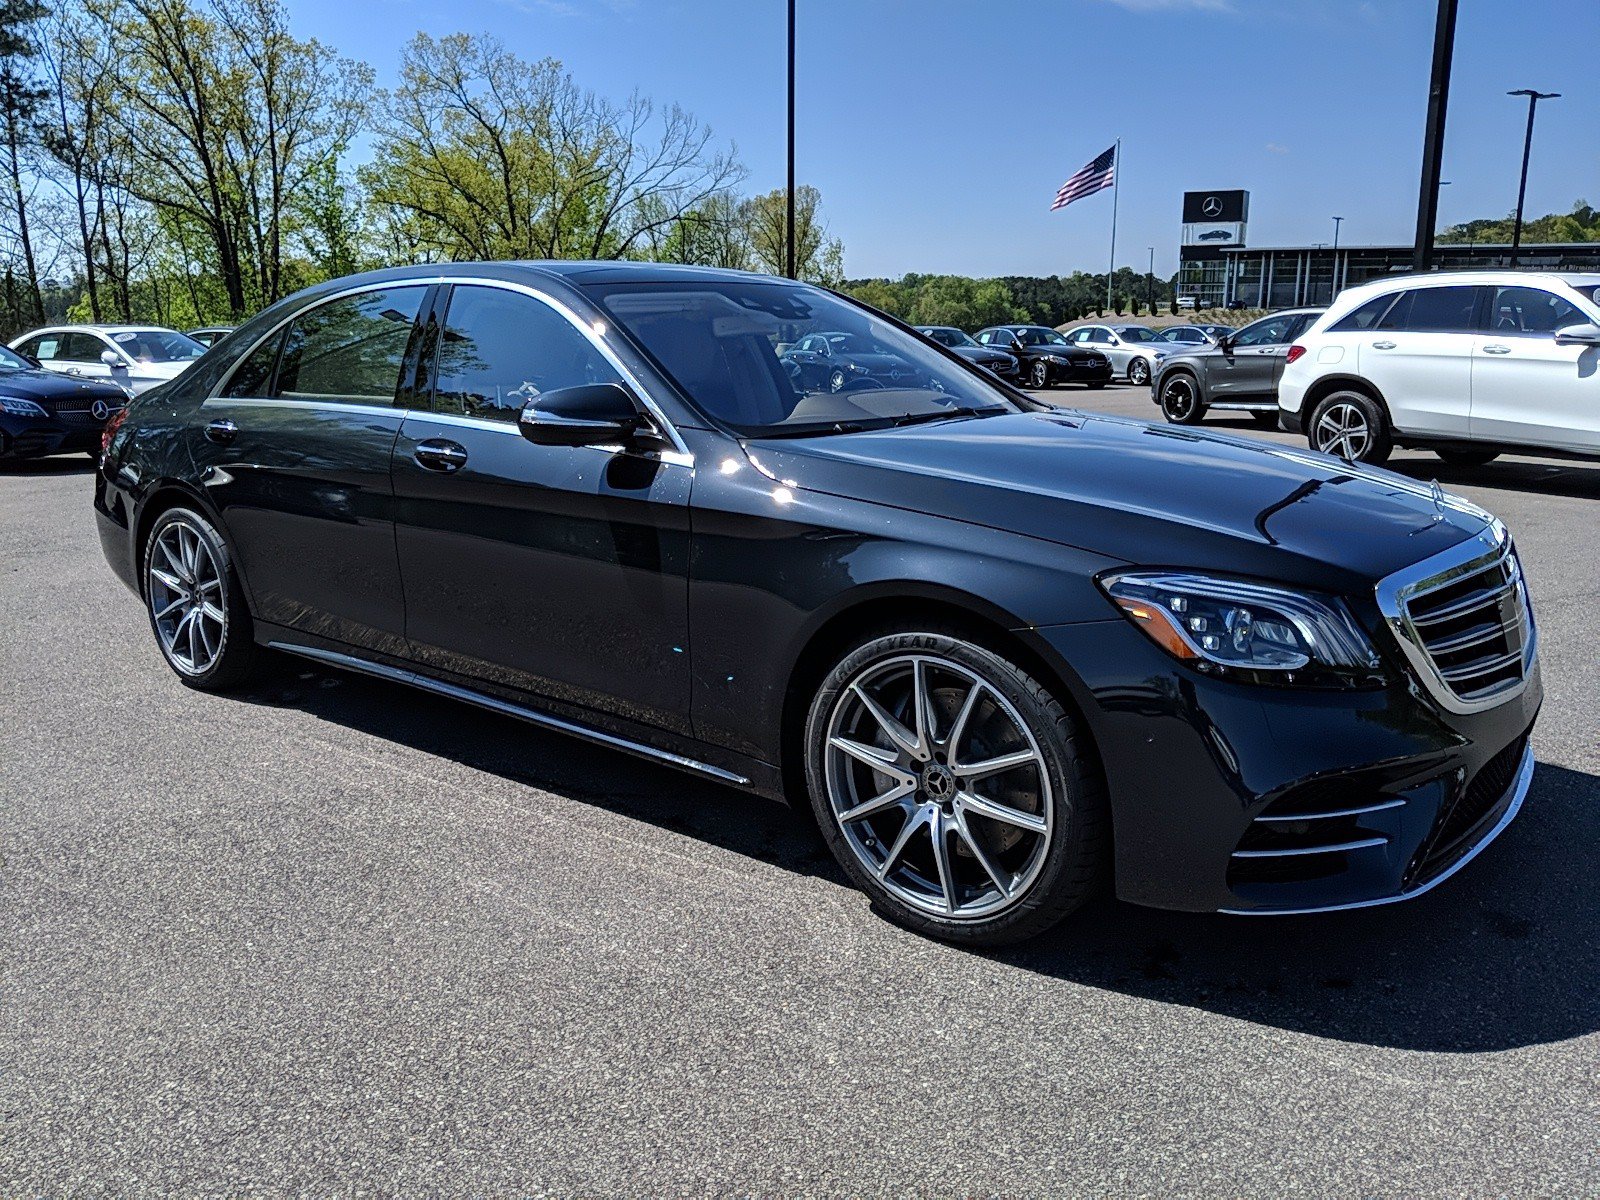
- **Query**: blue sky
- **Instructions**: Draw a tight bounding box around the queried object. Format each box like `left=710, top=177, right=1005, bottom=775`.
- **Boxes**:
left=287, top=0, right=1600, bottom=279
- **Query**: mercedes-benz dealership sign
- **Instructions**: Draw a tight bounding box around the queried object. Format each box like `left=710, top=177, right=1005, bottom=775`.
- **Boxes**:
left=1182, top=189, right=1249, bottom=248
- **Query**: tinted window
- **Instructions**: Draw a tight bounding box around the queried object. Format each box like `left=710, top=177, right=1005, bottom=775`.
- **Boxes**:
left=1489, top=286, right=1583, bottom=335
left=108, top=330, right=205, bottom=362
left=274, top=286, right=426, bottom=405
left=1379, top=286, right=1480, bottom=333
left=222, top=331, right=285, bottom=398
left=1233, top=315, right=1296, bottom=347
left=15, top=334, right=48, bottom=359
left=432, top=286, right=620, bottom=423
left=61, top=333, right=112, bottom=363
left=1331, top=294, right=1397, bottom=332
left=1087, top=329, right=1112, bottom=344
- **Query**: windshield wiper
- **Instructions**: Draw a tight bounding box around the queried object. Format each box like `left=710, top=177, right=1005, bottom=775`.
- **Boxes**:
left=888, top=406, right=1007, bottom=429
left=757, top=420, right=871, bottom=439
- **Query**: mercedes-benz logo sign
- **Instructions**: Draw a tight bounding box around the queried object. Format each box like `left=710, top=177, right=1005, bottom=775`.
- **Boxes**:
left=1202, top=196, right=1223, bottom=217
left=91, top=399, right=111, bottom=420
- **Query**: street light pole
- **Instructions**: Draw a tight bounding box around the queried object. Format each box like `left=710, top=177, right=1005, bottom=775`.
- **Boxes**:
left=1507, top=88, right=1559, bottom=268
left=785, top=0, right=796, bottom=279
left=1147, top=246, right=1154, bottom=313
left=1331, top=216, right=1343, bottom=251
left=1411, top=0, right=1458, bottom=273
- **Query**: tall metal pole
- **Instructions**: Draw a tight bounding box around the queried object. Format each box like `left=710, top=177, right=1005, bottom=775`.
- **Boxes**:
left=785, top=0, right=796, bottom=279
left=1106, top=139, right=1120, bottom=311
left=1507, top=89, right=1559, bottom=268
left=1331, top=216, right=1343, bottom=251
left=1146, top=246, right=1154, bottom=313
left=1411, top=0, right=1458, bottom=273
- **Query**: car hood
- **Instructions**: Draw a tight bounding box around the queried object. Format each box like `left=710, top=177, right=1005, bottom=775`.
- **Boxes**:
left=0, top=368, right=126, bottom=401
left=950, top=346, right=1012, bottom=362
left=1026, top=345, right=1104, bottom=361
left=744, top=410, right=1492, bottom=590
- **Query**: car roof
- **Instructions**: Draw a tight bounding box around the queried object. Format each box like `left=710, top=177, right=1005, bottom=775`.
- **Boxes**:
left=1339, top=270, right=1600, bottom=297
left=21, top=324, right=179, bottom=336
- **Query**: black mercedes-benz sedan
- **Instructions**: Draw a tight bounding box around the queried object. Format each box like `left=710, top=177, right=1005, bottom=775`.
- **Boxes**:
left=914, top=326, right=1020, bottom=380
left=973, top=324, right=1113, bottom=390
left=94, top=262, right=1541, bottom=945
left=0, top=342, right=128, bottom=461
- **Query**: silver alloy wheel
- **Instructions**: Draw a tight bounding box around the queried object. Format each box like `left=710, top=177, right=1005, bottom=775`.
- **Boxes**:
left=1129, top=357, right=1150, bottom=385
left=1314, top=401, right=1371, bottom=461
left=822, top=654, right=1053, bottom=920
left=829, top=369, right=847, bottom=393
left=1031, top=360, right=1049, bottom=388
left=147, top=520, right=226, bottom=676
left=1162, top=376, right=1197, bottom=420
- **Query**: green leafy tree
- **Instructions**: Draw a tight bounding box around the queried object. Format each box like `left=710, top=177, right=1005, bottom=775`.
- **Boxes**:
left=1438, top=200, right=1598, bottom=245
left=742, top=184, right=843, bottom=285
left=0, top=0, right=46, bottom=329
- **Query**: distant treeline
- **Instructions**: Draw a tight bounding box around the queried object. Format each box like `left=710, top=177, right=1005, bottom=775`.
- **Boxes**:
left=844, top=268, right=1179, bottom=331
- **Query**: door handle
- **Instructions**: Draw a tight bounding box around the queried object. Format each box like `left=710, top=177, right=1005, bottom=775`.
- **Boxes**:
left=204, top=418, right=238, bottom=444
left=1482, top=344, right=1512, bottom=355
left=1371, top=341, right=1397, bottom=350
left=414, top=438, right=469, bottom=473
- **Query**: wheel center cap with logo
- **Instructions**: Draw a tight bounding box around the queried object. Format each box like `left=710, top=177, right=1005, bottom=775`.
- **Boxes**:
left=922, top=764, right=955, bottom=802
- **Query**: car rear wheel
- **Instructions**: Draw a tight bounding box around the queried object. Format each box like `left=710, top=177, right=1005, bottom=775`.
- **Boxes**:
left=1159, top=374, right=1205, bottom=425
left=1029, top=360, right=1051, bottom=389
left=1436, top=448, right=1500, bottom=467
left=143, top=506, right=264, bottom=690
left=1128, top=357, right=1151, bottom=386
left=804, top=629, right=1107, bottom=946
left=1309, top=390, right=1392, bottom=465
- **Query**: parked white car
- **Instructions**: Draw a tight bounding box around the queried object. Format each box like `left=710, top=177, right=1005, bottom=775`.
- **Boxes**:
left=10, top=324, right=208, bottom=396
left=1279, top=271, right=1600, bottom=465
left=1062, top=323, right=1173, bottom=385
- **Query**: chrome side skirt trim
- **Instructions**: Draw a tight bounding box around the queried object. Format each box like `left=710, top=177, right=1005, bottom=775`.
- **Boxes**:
left=1220, top=745, right=1534, bottom=915
left=267, top=641, right=750, bottom=786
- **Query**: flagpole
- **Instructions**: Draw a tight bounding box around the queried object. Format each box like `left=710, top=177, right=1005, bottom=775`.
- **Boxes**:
left=1106, top=138, right=1120, bottom=311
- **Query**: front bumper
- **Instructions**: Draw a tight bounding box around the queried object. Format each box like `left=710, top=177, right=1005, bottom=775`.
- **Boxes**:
left=1048, top=358, right=1113, bottom=383
left=1030, top=617, right=1542, bottom=915
left=0, top=413, right=107, bottom=459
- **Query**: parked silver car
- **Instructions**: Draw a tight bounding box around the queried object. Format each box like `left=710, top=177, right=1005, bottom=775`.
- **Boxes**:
left=1062, top=323, right=1172, bottom=385
left=10, top=325, right=207, bottom=396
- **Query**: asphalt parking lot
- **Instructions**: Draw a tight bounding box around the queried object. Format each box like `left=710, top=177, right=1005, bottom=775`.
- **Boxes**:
left=3, top=396, right=1597, bottom=1193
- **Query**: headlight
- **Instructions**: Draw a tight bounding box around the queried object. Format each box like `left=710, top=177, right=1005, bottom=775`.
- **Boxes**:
left=0, top=396, right=47, bottom=417
left=1044, top=355, right=1066, bottom=364
left=848, top=362, right=867, bottom=373
left=1100, top=571, right=1383, bottom=687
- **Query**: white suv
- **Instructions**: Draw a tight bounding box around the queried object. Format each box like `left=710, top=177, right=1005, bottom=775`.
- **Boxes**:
left=1278, top=271, right=1600, bottom=465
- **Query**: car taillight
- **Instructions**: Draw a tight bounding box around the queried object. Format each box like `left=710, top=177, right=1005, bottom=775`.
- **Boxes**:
left=100, top=405, right=129, bottom=457
left=1285, top=344, right=1306, bottom=365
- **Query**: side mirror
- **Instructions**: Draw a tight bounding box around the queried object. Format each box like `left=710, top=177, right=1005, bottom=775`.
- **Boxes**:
left=518, top=382, right=652, bottom=448
left=100, top=349, right=124, bottom=368
left=1553, top=321, right=1600, bottom=346
left=1217, top=333, right=1234, bottom=351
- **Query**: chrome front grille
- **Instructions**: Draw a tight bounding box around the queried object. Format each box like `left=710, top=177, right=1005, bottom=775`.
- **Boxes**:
left=1376, top=521, right=1536, bottom=714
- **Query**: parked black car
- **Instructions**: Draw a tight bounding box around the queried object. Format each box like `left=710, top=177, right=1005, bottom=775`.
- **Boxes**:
left=780, top=330, right=931, bottom=393
left=914, top=326, right=1019, bottom=380
left=0, top=342, right=127, bottom=461
left=973, top=324, right=1113, bottom=389
left=1151, top=308, right=1324, bottom=427
left=96, top=263, right=1540, bottom=945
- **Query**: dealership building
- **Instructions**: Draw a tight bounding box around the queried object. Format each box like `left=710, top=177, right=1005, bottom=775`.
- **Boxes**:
left=1176, top=189, right=1600, bottom=309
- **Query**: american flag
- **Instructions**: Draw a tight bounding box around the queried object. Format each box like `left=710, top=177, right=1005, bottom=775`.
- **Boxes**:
left=1051, top=145, right=1116, bottom=211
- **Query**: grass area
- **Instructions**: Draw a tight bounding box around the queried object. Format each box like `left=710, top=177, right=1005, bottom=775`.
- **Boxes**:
left=1057, top=307, right=1269, bottom=332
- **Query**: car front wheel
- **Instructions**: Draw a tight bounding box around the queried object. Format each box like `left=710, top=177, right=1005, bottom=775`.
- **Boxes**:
left=804, top=629, right=1107, bottom=946
left=1159, top=373, right=1205, bottom=424
left=143, top=506, right=264, bottom=690
left=1128, top=357, right=1151, bottom=386
left=1030, top=360, right=1051, bottom=389
left=1309, top=390, right=1392, bottom=465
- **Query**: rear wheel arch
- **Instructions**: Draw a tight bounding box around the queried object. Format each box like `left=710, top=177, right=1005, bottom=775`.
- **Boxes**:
left=1302, top=374, right=1390, bottom=423
left=133, top=483, right=230, bottom=598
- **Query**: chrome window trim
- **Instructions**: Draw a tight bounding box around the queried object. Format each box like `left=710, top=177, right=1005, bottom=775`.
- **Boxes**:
left=206, top=274, right=691, bottom=458
left=1373, top=519, right=1538, bottom=716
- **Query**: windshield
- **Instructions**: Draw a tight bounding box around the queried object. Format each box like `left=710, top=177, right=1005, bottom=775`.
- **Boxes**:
left=109, top=329, right=207, bottom=363
left=1114, top=326, right=1158, bottom=343
left=0, top=344, right=34, bottom=370
left=1016, top=328, right=1069, bottom=346
left=923, top=327, right=977, bottom=348
left=584, top=279, right=1020, bottom=437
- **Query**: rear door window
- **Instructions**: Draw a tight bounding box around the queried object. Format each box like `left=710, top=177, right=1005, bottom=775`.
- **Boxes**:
left=273, top=286, right=427, bottom=406
left=1378, top=286, right=1482, bottom=333
left=1330, top=294, right=1397, bottom=332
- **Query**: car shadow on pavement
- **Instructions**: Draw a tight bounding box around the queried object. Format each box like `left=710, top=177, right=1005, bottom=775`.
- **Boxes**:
left=242, top=666, right=1597, bottom=1055
left=1384, top=457, right=1600, bottom=502
left=0, top=454, right=96, bottom=475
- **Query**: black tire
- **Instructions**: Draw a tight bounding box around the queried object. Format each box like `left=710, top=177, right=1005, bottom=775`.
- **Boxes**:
left=1029, top=359, right=1051, bottom=389
left=828, top=368, right=847, bottom=393
left=143, top=506, right=265, bottom=691
left=1250, top=411, right=1280, bottom=428
left=1436, top=448, right=1500, bottom=467
left=1159, top=372, right=1206, bottom=425
left=1128, top=357, right=1151, bottom=387
left=1307, top=389, right=1393, bottom=465
left=803, top=628, right=1108, bottom=947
